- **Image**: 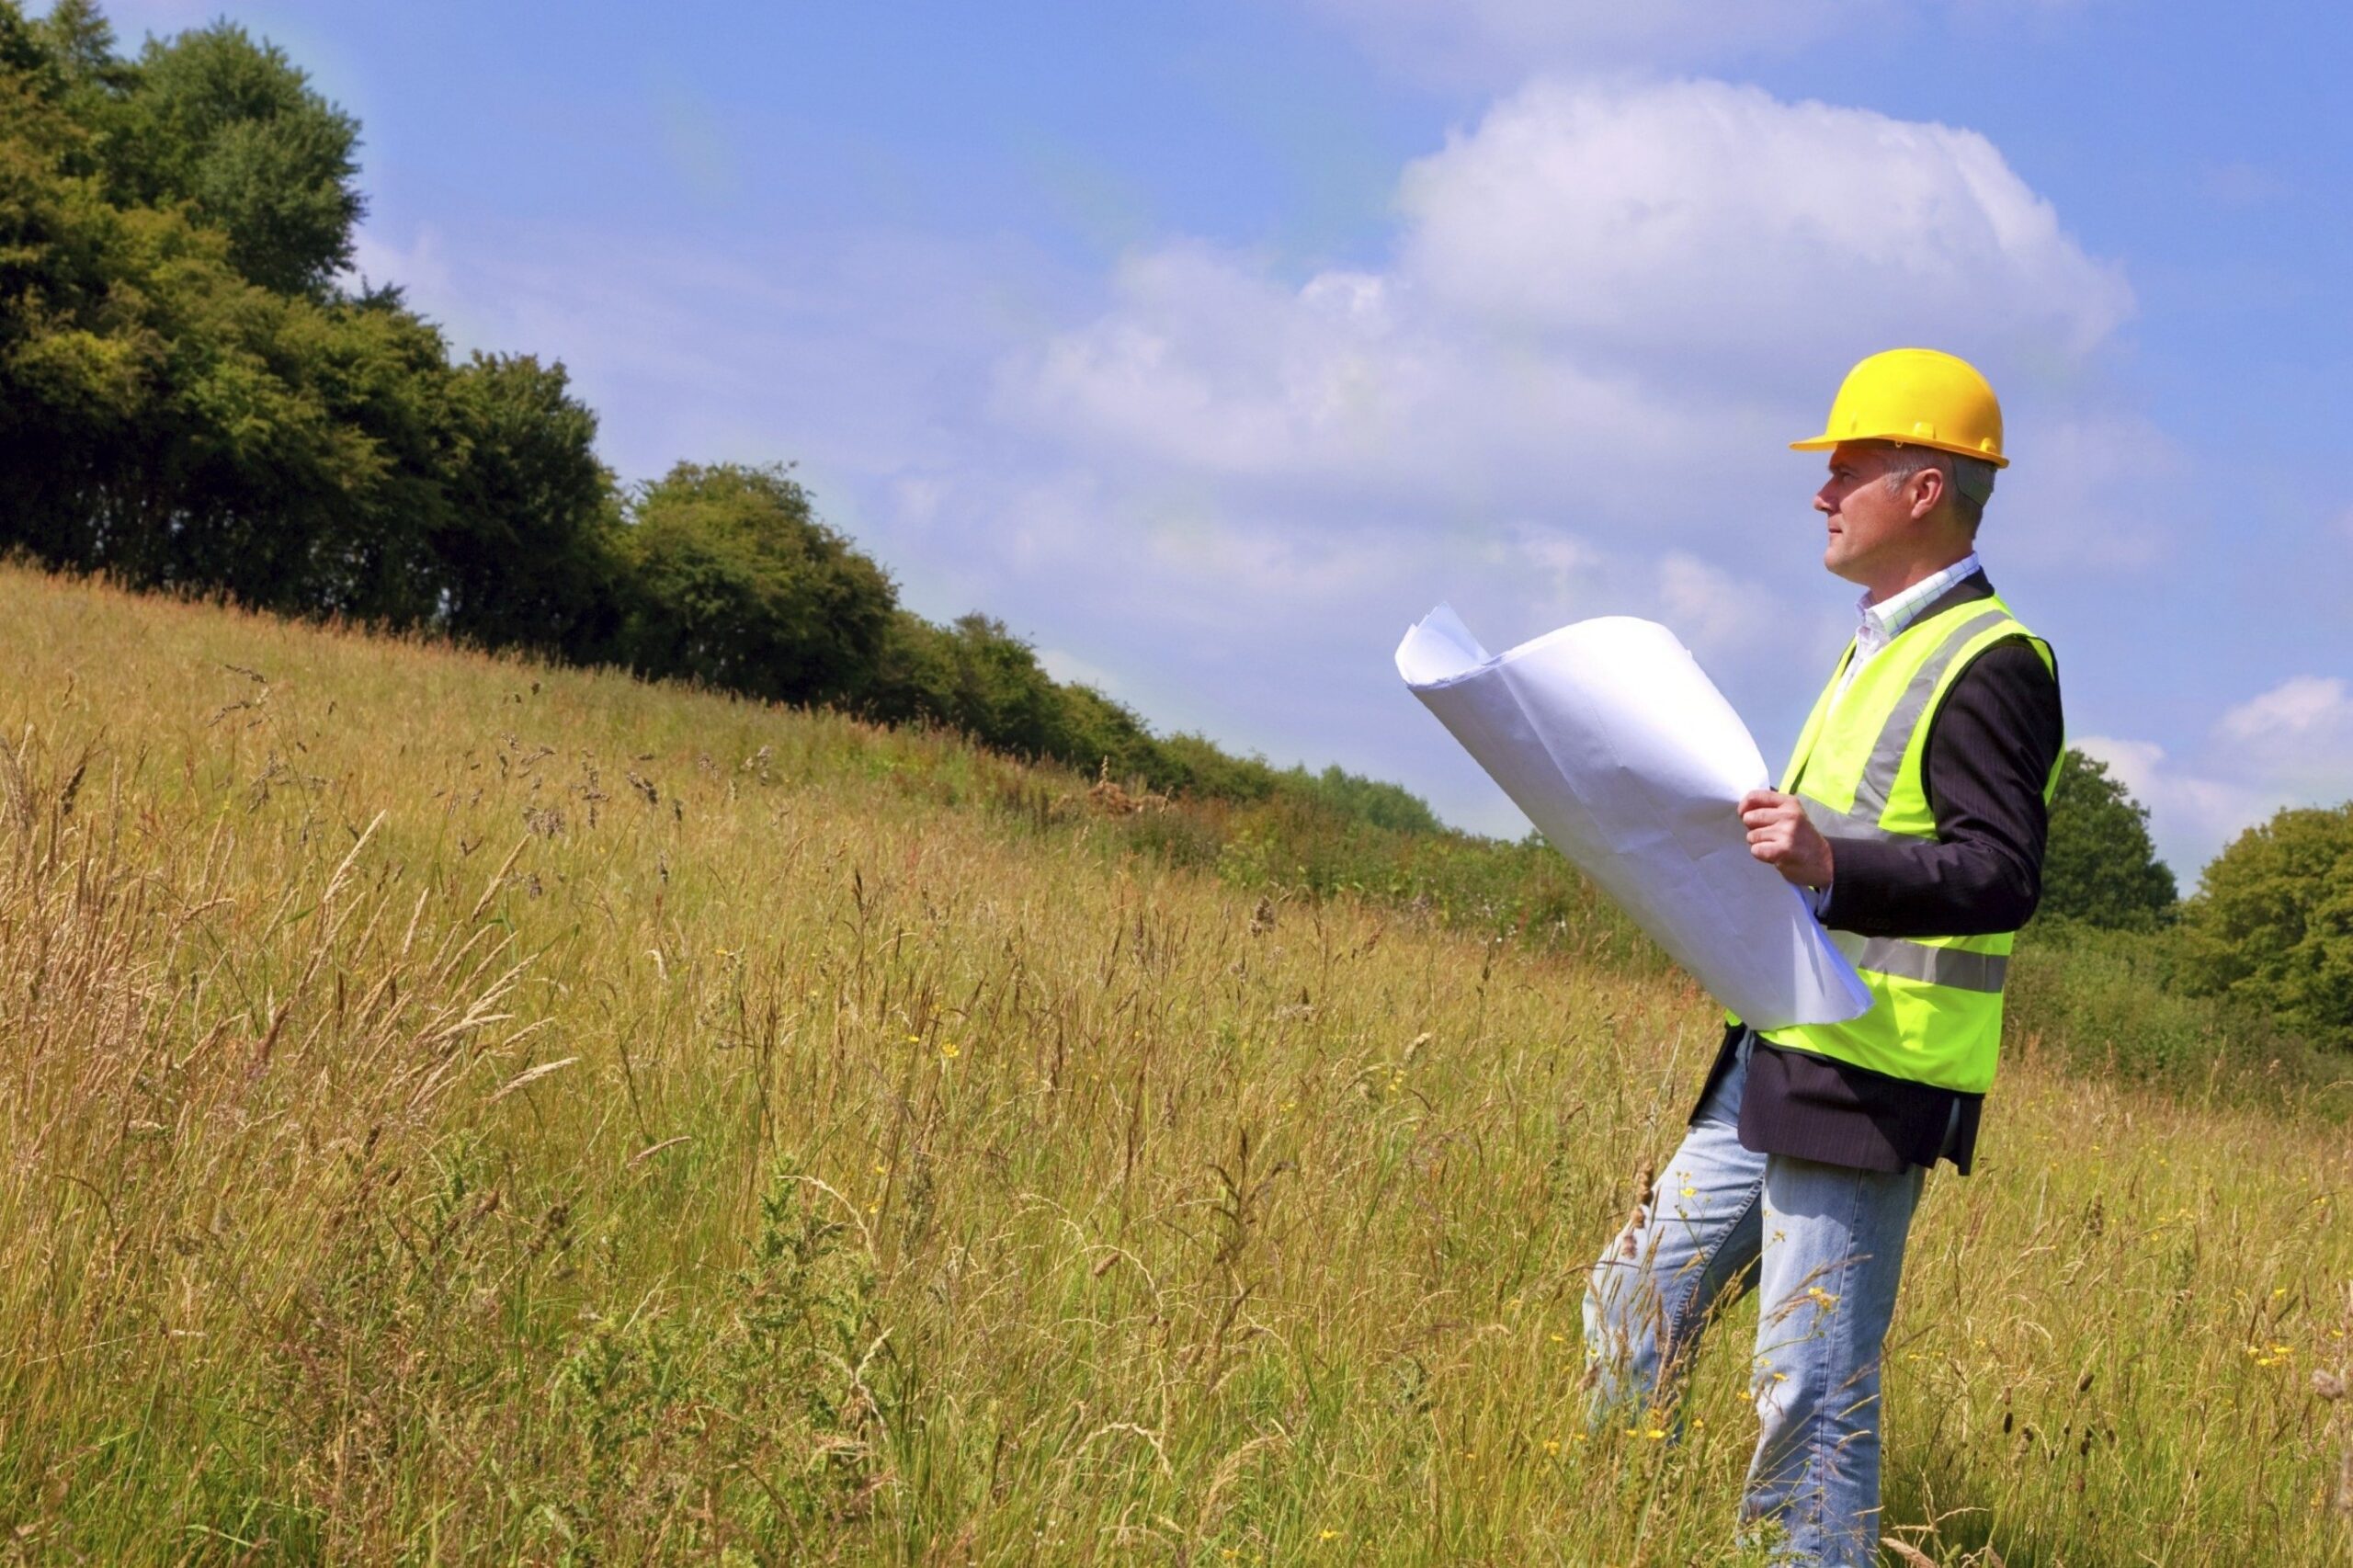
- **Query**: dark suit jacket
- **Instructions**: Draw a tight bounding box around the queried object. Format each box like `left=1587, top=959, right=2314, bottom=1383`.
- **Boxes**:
left=1688, top=569, right=2064, bottom=1173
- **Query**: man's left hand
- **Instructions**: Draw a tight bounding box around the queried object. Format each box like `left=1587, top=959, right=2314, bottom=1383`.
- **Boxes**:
left=1740, top=789, right=1835, bottom=890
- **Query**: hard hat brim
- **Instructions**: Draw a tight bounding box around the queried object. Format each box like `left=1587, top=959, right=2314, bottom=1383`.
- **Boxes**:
left=1790, top=433, right=2010, bottom=470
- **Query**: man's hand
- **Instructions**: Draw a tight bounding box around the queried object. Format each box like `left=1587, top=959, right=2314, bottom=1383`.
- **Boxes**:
left=1740, top=789, right=1835, bottom=890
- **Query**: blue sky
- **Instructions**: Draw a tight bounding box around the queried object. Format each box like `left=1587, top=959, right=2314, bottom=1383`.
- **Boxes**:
left=87, top=0, right=2353, bottom=879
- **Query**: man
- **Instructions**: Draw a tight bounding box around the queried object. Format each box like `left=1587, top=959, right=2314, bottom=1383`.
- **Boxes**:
left=1582, top=347, right=2064, bottom=1565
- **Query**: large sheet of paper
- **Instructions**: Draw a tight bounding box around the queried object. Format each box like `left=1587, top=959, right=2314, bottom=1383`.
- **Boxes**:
left=1396, top=606, right=1870, bottom=1030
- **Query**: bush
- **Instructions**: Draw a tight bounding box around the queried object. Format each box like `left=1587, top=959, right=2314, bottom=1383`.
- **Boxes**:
left=2176, top=803, right=2353, bottom=1049
left=2004, top=921, right=2326, bottom=1100
left=1276, top=764, right=1443, bottom=836
left=610, top=463, right=896, bottom=706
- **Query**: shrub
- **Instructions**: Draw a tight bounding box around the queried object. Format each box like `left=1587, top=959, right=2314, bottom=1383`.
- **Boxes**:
left=2175, top=802, right=2353, bottom=1049
left=610, top=462, right=897, bottom=706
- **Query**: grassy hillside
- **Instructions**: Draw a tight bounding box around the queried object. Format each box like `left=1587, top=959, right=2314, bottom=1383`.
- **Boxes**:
left=0, top=564, right=2347, bottom=1565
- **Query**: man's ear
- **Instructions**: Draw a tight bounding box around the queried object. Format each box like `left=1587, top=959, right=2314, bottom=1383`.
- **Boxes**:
left=1908, top=463, right=1947, bottom=522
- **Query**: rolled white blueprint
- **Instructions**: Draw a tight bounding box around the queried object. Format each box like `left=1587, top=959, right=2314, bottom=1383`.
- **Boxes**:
left=1397, top=605, right=1870, bottom=1030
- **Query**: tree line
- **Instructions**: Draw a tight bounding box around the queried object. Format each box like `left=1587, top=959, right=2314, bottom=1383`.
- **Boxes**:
left=0, top=1, right=1436, bottom=832
left=3, top=3, right=2342, bottom=1045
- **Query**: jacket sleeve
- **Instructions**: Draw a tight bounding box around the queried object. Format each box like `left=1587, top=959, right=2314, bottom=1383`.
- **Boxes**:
left=1818, top=639, right=2064, bottom=938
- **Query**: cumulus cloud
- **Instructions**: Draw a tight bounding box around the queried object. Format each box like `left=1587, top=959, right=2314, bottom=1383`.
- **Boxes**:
left=2079, top=676, right=2353, bottom=878
left=1393, top=79, right=2132, bottom=365
left=2074, top=735, right=2271, bottom=878
left=2220, top=675, right=2349, bottom=741
left=1036, top=646, right=1124, bottom=694
left=996, top=241, right=1699, bottom=517
left=346, top=224, right=457, bottom=313
left=1004, top=81, right=2129, bottom=483
left=2216, top=676, right=2353, bottom=790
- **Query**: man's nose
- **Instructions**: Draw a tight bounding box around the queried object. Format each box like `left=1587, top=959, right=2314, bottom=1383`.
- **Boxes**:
left=1813, top=489, right=1835, bottom=515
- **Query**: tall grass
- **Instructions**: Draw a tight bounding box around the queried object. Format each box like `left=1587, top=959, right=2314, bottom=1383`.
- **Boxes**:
left=0, top=563, right=2347, bottom=1564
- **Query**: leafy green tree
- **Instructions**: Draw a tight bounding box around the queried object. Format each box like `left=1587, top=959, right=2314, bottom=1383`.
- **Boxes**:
left=108, top=20, right=364, bottom=295
left=0, top=6, right=459, bottom=621
left=2177, top=803, right=2353, bottom=1048
left=438, top=352, right=619, bottom=656
left=612, top=463, right=896, bottom=705
left=34, top=0, right=131, bottom=95
left=2038, top=748, right=2177, bottom=928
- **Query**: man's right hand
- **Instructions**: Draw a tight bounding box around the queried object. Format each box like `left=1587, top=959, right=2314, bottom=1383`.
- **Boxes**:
left=1740, top=789, right=1835, bottom=890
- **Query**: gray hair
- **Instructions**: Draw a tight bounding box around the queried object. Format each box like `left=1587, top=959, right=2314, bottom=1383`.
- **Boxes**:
left=1881, top=444, right=1997, bottom=531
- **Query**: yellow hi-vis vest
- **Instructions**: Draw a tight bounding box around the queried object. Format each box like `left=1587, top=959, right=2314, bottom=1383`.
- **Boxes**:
left=1755, top=594, right=2060, bottom=1095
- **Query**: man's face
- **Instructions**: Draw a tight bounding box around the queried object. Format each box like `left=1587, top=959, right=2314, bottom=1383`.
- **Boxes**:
left=1813, top=441, right=1924, bottom=586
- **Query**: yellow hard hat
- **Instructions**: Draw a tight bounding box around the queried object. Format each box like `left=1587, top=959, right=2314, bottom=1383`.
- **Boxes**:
left=1790, top=347, right=2007, bottom=469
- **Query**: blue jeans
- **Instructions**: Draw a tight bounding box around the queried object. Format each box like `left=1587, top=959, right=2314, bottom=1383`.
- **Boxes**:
left=1583, top=1033, right=1926, bottom=1566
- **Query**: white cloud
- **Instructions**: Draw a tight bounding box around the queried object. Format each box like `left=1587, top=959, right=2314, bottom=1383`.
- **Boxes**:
left=1393, top=79, right=2131, bottom=365
left=1000, top=80, right=2127, bottom=532
left=2074, top=734, right=2270, bottom=875
left=2078, top=678, right=2353, bottom=876
left=346, top=223, right=456, bottom=313
left=1502, top=524, right=1602, bottom=616
left=2072, top=734, right=2164, bottom=792
left=2219, top=675, right=2351, bottom=747
left=328, top=74, right=2162, bottom=847
left=996, top=242, right=1696, bottom=516
left=2212, top=677, right=2353, bottom=802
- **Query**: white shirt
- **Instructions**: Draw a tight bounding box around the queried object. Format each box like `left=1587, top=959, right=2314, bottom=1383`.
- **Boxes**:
left=1832, top=551, right=1984, bottom=706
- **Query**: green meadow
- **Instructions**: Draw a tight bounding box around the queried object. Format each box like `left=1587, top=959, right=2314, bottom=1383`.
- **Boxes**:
left=0, top=564, right=2346, bottom=1565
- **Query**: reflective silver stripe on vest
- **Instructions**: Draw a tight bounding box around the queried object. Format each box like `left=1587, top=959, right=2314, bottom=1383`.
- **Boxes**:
left=1848, top=608, right=2015, bottom=821
left=1828, top=929, right=2009, bottom=993
left=1802, top=608, right=2017, bottom=841
left=1802, top=794, right=1904, bottom=844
